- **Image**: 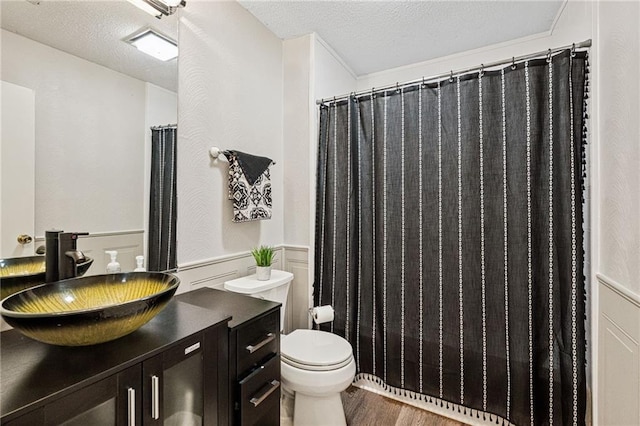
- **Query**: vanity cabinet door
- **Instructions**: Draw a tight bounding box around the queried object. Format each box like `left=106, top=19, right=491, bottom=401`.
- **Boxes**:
left=46, top=365, right=140, bottom=426
left=3, top=364, right=141, bottom=426
left=142, top=326, right=221, bottom=426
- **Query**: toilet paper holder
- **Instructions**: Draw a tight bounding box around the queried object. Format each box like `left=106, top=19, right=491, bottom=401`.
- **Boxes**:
left=308, top=305, right=334, bottom=329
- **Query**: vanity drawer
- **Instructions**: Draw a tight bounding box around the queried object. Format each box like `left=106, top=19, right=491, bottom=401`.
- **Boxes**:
left=238, top=354, right=280, bottom=426
left=236, top=311, right=279, bottom=376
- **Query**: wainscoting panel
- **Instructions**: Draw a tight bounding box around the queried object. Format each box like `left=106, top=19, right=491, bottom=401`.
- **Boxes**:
left=175, top=246, right=310, bottom=334
left=283, top=246, right=311, bottom=333
left=598, top=274, right=640, bottom=426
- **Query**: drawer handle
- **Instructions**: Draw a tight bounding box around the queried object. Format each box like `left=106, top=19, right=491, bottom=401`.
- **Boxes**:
left=249, top=380, right=280, bottom=407
left=127, top=387, right=136, bottom=426
left=246, top=333, right=275, bottom=354
left=151, top=375, right=160, bottom=420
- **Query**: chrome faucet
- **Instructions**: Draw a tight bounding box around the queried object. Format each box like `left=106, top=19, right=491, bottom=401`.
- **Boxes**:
left=45, top=230, right=89, bottom=282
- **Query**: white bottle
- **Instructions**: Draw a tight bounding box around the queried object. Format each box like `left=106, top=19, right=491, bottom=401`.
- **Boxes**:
left=105, top=250, right=121, bottom=273
left=134, top=255, right=146, bottom=272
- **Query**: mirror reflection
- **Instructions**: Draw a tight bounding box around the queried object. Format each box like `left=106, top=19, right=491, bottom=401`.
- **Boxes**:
left=0, top=0, right=178, bottom=274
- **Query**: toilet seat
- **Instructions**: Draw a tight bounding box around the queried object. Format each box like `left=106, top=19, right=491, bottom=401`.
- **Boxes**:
left=282, top=329, right=353, bottom=372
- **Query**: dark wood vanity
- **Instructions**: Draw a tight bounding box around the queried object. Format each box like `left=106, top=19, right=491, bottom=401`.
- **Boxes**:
left=0, top=288, right=281, bottom=426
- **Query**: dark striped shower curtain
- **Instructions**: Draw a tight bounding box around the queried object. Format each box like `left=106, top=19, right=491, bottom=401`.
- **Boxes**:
left=314, top=50, right=588, bottom=425
left=148, top=126, right=177, bottom=271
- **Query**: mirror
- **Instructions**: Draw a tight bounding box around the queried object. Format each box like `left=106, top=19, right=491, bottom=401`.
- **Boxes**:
left=0, top=0, right=178, bottom=272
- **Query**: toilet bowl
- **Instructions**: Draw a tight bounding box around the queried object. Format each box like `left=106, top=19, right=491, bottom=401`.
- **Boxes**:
left=223, top=270, right=355, bottom=425
left=281, top=329, right=355, bottom=426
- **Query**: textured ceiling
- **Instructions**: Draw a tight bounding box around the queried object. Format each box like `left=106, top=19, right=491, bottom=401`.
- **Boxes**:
left=1, top=0, right=178, bottom=91
left=1, top=1, right=564, bottom=89
left=238, top=0, right=564, bottom=76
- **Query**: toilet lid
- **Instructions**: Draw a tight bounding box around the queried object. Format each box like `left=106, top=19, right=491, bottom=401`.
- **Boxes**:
left=281, top=329, right=353, bottom=368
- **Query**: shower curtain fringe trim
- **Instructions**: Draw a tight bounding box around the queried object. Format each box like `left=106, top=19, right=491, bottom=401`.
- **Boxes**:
left=316, top=39, right=591, bottom=105
left=353, top=373, right=516, bottom=426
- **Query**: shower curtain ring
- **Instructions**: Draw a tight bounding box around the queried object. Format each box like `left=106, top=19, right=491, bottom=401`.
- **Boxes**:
left=371, top=87, right=376, bottom=98
left=479, top=64, right=485, bottom=77
left=449, top=70, right=454, bottom=82
left=546, top=49, right=552, bottom=63
left=396, top=82, right=400, bottom=93
left=571, top=43, right=576, bottom=57
left=422, top=77, right=426, bottom=87
left=511, top=57, right=516, bottom=70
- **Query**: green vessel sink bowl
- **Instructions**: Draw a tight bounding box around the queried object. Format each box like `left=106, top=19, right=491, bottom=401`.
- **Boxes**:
left=0, top=272, right=179, bottom=346
left=0, top=255, right=93, bottom=300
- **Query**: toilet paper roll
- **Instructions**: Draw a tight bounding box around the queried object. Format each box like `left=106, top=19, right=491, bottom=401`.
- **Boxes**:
left=311, top=305, right=334, bottom=325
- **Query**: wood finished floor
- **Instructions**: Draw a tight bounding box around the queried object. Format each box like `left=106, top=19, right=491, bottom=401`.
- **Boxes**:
left=341, top=386, right=466, bottom=426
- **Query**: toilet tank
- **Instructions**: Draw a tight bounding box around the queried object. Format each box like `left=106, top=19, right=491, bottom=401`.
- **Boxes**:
left=224, top=270, right=293, bottom=331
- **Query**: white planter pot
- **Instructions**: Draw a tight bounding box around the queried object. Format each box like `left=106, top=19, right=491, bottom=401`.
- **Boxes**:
left=256, top=266, right=272, bottom=281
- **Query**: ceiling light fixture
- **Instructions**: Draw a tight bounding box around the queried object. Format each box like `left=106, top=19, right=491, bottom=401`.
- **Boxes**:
left=127, top=0, right=185, bottom=19
left=126, top=29, right=178, bottom=61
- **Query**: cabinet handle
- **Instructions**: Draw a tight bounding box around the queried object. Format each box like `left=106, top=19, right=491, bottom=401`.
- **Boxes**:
left=127, top=387, right=136, bottom=426
left=151, top=375, right=160, bottom=420
left=249, top=380, right=280, bottom=407
left=246, top=333, right=275, bottom=354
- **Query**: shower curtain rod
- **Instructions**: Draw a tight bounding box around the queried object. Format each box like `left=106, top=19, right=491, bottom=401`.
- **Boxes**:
left=316, top=38, right=591, bottom=105
left=150, top=124, right=177, bottom=130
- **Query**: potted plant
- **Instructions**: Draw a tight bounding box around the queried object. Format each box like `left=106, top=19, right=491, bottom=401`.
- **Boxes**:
left=251, top=245, right=275, bottom=281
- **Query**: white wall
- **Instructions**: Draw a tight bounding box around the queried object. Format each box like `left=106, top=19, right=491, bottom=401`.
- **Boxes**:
left=593, top=2, right=640, bottom=425
left=596, top=1, right=640, bottom=296
left=282, top=34, right=358, bottom=249
left=177, top=1, right=283, bottom=265
left=1, top=29, right=146, bottom=236
left=283, top=35, right=312, bottom=247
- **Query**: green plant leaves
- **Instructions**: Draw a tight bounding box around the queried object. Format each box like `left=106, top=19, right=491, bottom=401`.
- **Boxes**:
left=251, top=245, right=275, bottom=266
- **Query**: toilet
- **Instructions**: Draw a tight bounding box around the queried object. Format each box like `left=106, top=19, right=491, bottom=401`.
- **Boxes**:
left=223, top=270, right=355, bottom=426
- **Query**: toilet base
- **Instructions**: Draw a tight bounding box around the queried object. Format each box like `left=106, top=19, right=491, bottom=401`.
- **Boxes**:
left=292, top=391, right=346, bottom=426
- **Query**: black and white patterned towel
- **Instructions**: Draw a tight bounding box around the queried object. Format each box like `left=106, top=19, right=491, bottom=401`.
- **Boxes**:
left=223, top=150, right=273, bottom=222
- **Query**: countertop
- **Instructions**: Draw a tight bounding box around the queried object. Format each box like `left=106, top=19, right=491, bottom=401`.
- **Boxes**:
left=0, top=299, right=231, bottom=421
left=175, top=287, right=281, bottom=330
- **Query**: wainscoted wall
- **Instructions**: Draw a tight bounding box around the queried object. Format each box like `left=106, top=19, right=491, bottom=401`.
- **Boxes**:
left=175, top=246, right=310, bottom=334
left=597, top=275, right=640, bottom=426
left=34, top=230, right=144, bottom=275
